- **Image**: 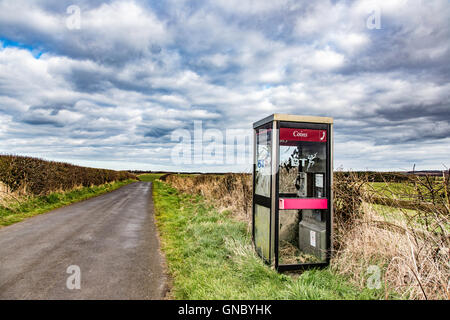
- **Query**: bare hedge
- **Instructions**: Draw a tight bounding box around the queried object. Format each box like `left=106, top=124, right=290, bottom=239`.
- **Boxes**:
left=0, top=155, right=136, bottom=195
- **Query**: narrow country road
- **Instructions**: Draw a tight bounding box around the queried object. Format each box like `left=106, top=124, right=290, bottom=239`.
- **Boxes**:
left=0, top=182, right=167, bottom=299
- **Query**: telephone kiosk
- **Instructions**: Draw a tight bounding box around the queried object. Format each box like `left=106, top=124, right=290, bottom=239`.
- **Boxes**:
left=252, top=114, right=333, bottom=271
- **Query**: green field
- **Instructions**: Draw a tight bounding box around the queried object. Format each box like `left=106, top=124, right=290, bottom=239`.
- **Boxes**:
left=153, top=180, right=387, bottom=300
left=369, top=180, right=445, bottom=200
left=0, top=179, right=136, bottom=227
left=138, top=173, right=167, bottom=182
left=370, top=182, right=411, bottom=197
left=139, top=173, right=200, bottom=182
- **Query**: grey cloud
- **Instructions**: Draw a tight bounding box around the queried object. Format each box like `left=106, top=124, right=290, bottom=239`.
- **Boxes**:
left=375, top=102, right=450, bottom=122
left=143, top=127, right=173, bottom=138
left=21, top=117, right=63, bottom=127
left=69, top=67, right=112, bottom=93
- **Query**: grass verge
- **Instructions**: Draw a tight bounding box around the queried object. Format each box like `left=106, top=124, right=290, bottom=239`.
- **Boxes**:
left=0, top=179, right=137, bottom=227
left=153, top=180, right=386, bottom=300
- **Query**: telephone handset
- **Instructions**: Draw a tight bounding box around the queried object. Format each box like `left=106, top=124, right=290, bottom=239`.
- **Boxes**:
left=295, top=172, right=325, bottom=198
left=295, top=172, right=307, bottom=197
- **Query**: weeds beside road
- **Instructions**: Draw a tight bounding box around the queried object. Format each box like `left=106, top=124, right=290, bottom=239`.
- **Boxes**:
left=153, top=180, right=385, bottom=300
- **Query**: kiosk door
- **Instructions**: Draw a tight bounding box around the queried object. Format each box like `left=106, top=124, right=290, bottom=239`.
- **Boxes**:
left=276, top=122, right=331, bottom=269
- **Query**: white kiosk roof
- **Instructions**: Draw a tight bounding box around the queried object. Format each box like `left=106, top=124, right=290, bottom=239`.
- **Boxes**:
left=253, top=113, right=333, bottom=128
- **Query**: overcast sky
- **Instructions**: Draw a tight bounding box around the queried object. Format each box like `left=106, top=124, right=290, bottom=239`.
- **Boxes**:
left=0, top=0, right=449, bottom=172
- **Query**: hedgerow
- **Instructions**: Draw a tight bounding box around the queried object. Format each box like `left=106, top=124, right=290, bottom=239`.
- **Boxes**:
left=0, top=155, right=136, bottom=195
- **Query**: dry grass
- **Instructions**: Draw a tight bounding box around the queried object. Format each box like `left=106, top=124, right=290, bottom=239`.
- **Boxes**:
left=332, top=171, right=449, bottom=300
left=164, top=173, right=252, bottom=223
left=279, top=240, right=320, bottom=265
left=0, top=181, right=18, bottom=206
left=163, top=171, right=449, bottom=300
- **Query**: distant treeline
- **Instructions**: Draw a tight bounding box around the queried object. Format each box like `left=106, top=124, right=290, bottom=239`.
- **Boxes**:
left=0, top=155, right=136, bottom=196
left=130, top=170, right=177, bottom=175
left=129, top=170, right=205, bottom=175
left=335, top=170, right=448, bottom=182
left=143, top=170, right=448, bottom=183
left=406, top=170, right=448, bottom=176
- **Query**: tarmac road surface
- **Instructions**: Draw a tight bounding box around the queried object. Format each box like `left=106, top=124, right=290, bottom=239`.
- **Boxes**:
left=0, top=182, right=167, bottom=299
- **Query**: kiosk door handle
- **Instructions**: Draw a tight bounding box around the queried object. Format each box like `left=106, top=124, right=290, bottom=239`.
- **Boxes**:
left=279, top=198, right=328, bottom=210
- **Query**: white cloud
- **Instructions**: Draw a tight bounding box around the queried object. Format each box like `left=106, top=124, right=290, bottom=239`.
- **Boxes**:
left=82, top=1, right=171, bottom=49
left=212, top=0, right=295, bottom=14
left=307, top=48, right=345, bottom=71
left=0, top=1, right=61, bottom=35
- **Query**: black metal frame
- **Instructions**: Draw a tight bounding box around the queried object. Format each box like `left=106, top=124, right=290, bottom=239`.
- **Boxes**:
left=253, top=117, right=333, bottom=272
